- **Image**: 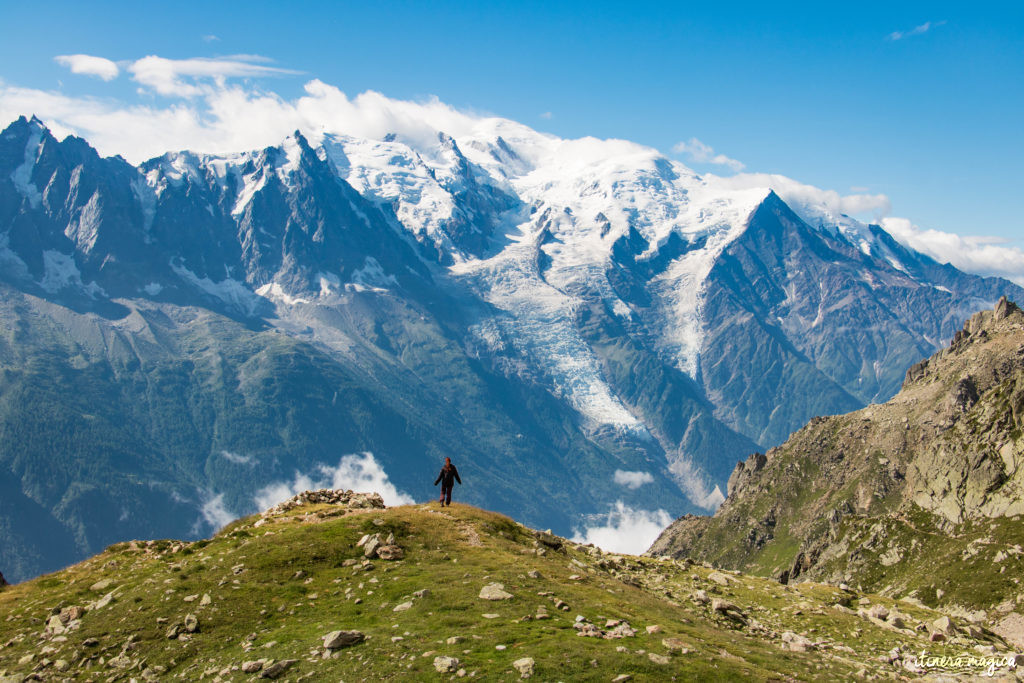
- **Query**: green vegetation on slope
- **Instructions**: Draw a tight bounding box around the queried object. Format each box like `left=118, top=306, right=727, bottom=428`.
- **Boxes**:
left=0, top=500, right=1016, bottom=681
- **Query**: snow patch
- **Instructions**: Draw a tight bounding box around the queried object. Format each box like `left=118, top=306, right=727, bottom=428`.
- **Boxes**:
left=171, top=262, right=262, bottom=315
left=571, top=501, right=673, bottom=555
left=255, top=282, right=310, bottom=305
left=10, top=124, right=43, bottom=209
left=349, top=256, right=397, bottom=291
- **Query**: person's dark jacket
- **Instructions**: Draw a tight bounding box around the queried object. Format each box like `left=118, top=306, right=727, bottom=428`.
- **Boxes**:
left=434, top=465, right=461, bottom=488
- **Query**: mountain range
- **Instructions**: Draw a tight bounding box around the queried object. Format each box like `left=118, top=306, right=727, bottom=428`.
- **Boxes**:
left=1, top=112, right=1021, bottom=583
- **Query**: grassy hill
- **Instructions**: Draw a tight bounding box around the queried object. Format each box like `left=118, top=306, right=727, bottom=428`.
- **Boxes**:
left=1, top=496, right=1019, bottom=681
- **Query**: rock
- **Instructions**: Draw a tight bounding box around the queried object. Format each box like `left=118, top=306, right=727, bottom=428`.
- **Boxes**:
left=707, top=571, right=731, bottom=586
left=323, top=630, right=365, bottom=649
left=512, top=657, right=535, bottom=678
left=434, top=656, right=460, bottom=673
left=646, top=624, right=663, bottom=634
left=867, top=604, right=889, bottom=621
left=446, top=636, right=464, bottom=645
left=781, top=631, right=815, bottom=652
left=200, top=593, right=212, bottom=606
left=691, top=590, right=710, bottom=605
left=44, top=614, right=66, bottom=636
left=413, top=589, right=430, bottom=598
left=479, top=583, right=513, bottom=600
left=612, top=676, right=633, bottom=682
left=662, top=638, right=691, bottom=652
left=166, top=623, right=183, bottom=639
left=527, top=570, right=542, bottom=579
left=576, top=623, right=603, bottom=637
left=241, top=660, right=263, bottom=673
left=929, top=631, right=946, bottom=642
left=90, top=578, right=114, bottom=592
left=94, top=590, right=116, bottom=610
left=83, top=637, right=100, bottom=647
left=376, top=545, right=405, bottom=560
left=260, top=659, right=297, bottom=679
left=0, top=570, right=7, bottom=587
left=711, top=598, right=741, bottom=615
left=534, top=531, right=563, bottom=551
left=604, top=622, right=637, bottom=639
left=363, top=535, right=382, bottom=558
left=393, top=601, right=414, bottom=612
left=932, top=615, right=954, bottom=635
left=648, top=652, right=671, bottom=664
left=184, top=613, right=199, bottom=633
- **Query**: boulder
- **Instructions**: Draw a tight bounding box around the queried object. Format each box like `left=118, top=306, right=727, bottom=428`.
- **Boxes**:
left=376, top=545, right=405, bottom=560
left=479, top=583, right=513, bottom=600
left=393, top=601, right=414, bottom=612
left=241, top=661, right=263, bottom=673
left=512, top=657, right=535, bottom=678
left=363, top=535, right=382, bottom=558
left=662, top=637, right=691, bottom=652
left=184, top=613, right=199, bottom=633
left=781, top=631, right=815, bottom=652
left=260, top=659, right=297, bottom=679
left=323, top=630, right=366, bottom=649
left=434, top=656, right=460, bottom=673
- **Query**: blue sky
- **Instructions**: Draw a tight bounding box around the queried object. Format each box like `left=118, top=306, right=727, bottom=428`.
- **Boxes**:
left=0, top=1, right=1021, bottom=263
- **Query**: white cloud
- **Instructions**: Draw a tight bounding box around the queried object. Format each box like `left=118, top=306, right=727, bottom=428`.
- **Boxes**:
left=709, top=171, right=892, bottom=222
left=253, top=452, right=415, bottom=511
left=539, top=111, right=553, bottom=120
left=888, top=20, right=946, bottom=41
left=202, top=34, right=220, bottom=43
left=672, top=137, right=744, bottom=172
left=882, top=217, right=1024, bottom=286
left=54, top=54, right=120, bottom=81
left=199, top=492, right=236, bottom=530
left=571, top=501, right=673, bottom=555
left=221, top=450, right=255, bottom=466
left=127, top=55, right=299, bottom=97
left=613, top=469, right=654, bottom=489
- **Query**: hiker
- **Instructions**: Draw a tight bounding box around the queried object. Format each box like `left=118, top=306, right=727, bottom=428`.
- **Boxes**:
left=433, top=457, right=462, bottom=506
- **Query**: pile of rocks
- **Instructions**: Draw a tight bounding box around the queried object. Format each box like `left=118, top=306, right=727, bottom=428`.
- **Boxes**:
left=262, top=490, right=385, bottom=517
left=573, top=615, right=637, bottom=639
left=357, top=532, right=404, bottom=560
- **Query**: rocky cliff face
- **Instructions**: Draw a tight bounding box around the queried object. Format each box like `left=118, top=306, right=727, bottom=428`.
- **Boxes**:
left=649, top=297, right=1024, bottom=633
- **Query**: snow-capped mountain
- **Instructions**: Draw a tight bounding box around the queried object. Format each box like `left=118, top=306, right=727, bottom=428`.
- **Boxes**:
left=0, top=113, right=1019, bottom=581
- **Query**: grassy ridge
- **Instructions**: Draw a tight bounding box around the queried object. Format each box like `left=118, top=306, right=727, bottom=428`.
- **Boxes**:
left=1, top=501, right=1015, bottom=681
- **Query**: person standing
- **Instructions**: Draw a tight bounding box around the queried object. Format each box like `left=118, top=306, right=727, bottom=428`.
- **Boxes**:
left=433, top=457, right=462, bottom=506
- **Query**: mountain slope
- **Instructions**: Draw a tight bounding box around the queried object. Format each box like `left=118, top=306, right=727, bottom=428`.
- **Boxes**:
left=2, top=112, right=1023, bottom=583
left=0, top=496, right=1017, bottom=681
left=649, top=298, right=1024, bottom=629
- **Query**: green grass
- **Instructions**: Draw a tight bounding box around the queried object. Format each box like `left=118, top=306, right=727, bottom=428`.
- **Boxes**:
left=0, top=501, right=1015, bottom=681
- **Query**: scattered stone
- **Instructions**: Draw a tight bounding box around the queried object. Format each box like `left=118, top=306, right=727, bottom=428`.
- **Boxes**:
left=364, top=535, right=383, bottom=558
left=434, top=656, right=460, bottom=673
left=323, top=630, right=365, bottom=649
left=612, top=676, right=633, bottom=682
left=604, top=622, right=637, bottom=639
left=447, top=636, right=465, bottom=645
left=200, top=593, right=212, bottom=606
left=83, top=637, right=100, bottom=647
left=482, top=613, right=500, bottom=619
left=90, top=579, right=114, bottom=592
left=577, top=623, right=603, bottom=638
left=932, top=615, right=955, bottom=635
left=648, top=652, right=671, bottom=665
left=867, top=604, right=889, bottom=621
left=781, top=631, right=815, bottom=652
left=707, top=571, right=731, bottom=586
left=413, top=589, right=430, bottom=598
left=512, top=657, right=535, bottom=678
left=94, top=590, right=116, bottom=610
left=183, top=593, right=199, bottom=602
left=646, top=625, right=663, bottom=634
left=166, top=623, right=183, bottom=640
left=691, top=590, right=710, bottom=605
left=479, top=583, right=514, bottom=600
left=241, top=661, right=263, bottom=673
left=496, top=644, right=507, bottom=651
left=260, top=659, right=297, bottom=679
left=662, top=638, right=691, bottom=652
left=393, top=601, right=414, bottom=612
left=184, top=613, right=199, bottom=633
left=929, top=631, right=946, bottom=642
left=527, top=570, right=542, bottom=579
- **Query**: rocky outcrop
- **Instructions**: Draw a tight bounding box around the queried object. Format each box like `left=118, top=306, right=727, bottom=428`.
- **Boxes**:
left=0, top=570, right=7, bottom=587
left=649, top=298, right=1024, bottom=612
left=261, top=490, right=386, bottom=517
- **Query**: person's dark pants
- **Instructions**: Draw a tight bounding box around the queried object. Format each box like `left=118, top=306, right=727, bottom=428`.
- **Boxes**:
left=440, top=485, right=452, bottom=505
